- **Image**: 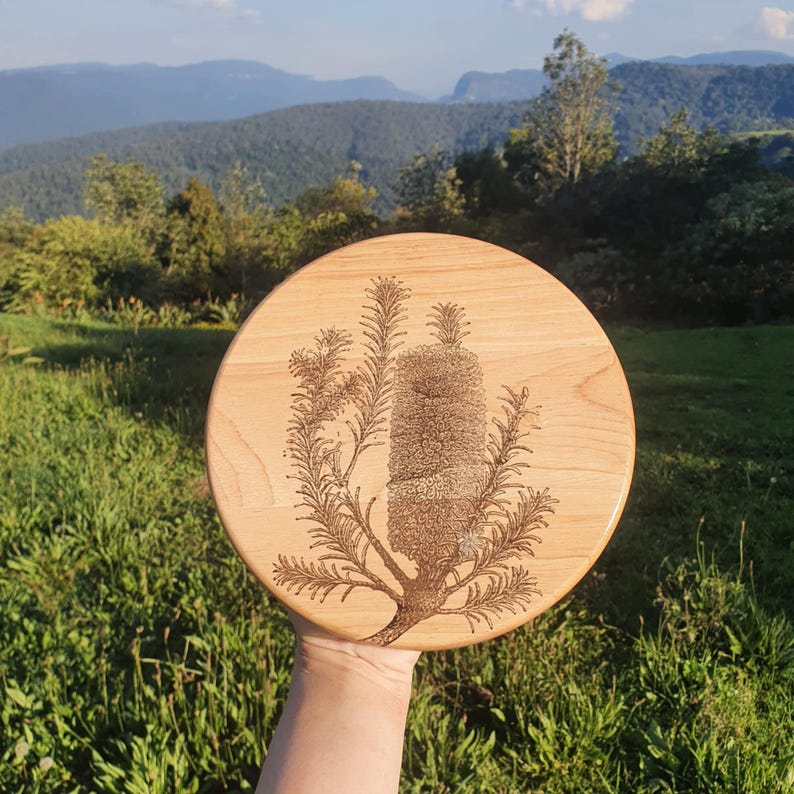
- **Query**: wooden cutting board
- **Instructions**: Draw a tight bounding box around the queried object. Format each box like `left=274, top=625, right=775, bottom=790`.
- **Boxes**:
left=206, top=232, right=634, bottom=650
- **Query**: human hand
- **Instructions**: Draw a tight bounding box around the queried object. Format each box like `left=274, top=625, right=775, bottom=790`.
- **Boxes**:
left=288, top=610, right=420, bottom=690
left=257, top=612, right=419, bottom=793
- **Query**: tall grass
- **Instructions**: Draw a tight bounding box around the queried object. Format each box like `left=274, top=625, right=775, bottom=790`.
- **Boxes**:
left=1, top=315, right=792, bottom=792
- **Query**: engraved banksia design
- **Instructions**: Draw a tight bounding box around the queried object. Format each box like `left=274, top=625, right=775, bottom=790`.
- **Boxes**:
left=387, top=306, right=486, bottom=565
left=273, top=278, right=557, bottom=645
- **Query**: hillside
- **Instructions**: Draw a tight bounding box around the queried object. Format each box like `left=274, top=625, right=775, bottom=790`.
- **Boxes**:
left=0, top=101, right=527, bottom=220
left=2, top=61, right=793, bottom=221
left=612, top=62, right=794, bottom=149
left=448, top=63, right=794, bottom=150
left=4, top=53, right=790, bottom=147
left=652, top=49, right=794, bottom=67
left=0, top=60, right=424, bottom=150
left=447, top=50, right=794, bottom=103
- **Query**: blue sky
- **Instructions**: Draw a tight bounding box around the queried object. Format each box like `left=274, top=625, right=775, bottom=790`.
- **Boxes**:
left=2, top=1, right=793, bottom=96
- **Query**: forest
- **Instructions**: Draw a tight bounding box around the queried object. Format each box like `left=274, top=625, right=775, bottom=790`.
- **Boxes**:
left=0, top=102, right=529, bottom=220
left=1, top=56, right=794, bottom=222
left=1, top=33, right=792, bottom=327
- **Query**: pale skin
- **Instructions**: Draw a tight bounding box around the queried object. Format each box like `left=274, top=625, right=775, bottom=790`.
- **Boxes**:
left=256, top=612, right=421, bottom=794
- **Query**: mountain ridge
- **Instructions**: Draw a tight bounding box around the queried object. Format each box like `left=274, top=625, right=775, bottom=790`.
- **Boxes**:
left=447, top=50, right=794, bottom=102
left=0, top=60, right=424, bottom=150
left=3, top=51, right=794, bottom=148
left=2, top=59, right=793, bottom=221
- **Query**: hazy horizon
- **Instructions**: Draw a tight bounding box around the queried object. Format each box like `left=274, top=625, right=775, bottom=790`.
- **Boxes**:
left=2, top=1, right=793, bottom=97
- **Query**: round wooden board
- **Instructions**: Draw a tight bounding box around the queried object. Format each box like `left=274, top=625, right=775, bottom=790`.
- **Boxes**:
left=206, top=233, right=634, bottom=650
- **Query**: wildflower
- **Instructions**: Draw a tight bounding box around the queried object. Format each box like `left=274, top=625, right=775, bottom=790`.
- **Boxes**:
left=14, top=741, right=30, bottom=759
left=39, top=756, right=54, bottom=773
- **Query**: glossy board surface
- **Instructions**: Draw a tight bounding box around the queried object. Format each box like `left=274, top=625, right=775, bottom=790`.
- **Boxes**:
left=206, top=233, right=635, bottom=649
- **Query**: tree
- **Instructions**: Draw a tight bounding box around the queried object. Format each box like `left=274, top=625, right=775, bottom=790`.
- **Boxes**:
left=0, top=206, right=34, bottom=248
left=454, top=148, right=522, bottom=216
left=218, top=161, right=269, bottom=293
left=261, top=205, right=305, bottom=272
left=665, top=179, right=794, bottom=274
left=2, top=216, right=158, bottom=310
left=658, top=178, right=794, bottom=323
left=295, top=162, right=379, bottom=261
left=639, top=109, right=722, bottom=172
left=505, top=30, right=618, bottom=194
left=396, top=147, right=464, bottom=229
left=161, top=179, right=227, bottom=299
left=81, top=157, right=165, bottom=297
left=295, top=162, right=370, bottom=216
left=0, top=206, right=34, bottom=292
left=84, top=155, right=165, bottom=235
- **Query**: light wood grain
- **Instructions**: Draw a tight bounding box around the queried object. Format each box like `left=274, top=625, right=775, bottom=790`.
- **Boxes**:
left=206, top=232, right=634, bottom=650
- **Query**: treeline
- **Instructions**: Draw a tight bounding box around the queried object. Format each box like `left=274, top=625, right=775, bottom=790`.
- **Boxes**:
left=1, top=33, right=793, bottom=326
left=0, top=156, right=382, bottom=320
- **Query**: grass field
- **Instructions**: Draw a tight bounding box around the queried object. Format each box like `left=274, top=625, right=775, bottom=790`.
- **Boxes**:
left=1, top=314, right=793, bottom=792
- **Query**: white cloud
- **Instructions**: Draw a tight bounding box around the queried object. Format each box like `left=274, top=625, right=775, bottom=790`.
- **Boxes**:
left=513, top=0, right=634, bottom=21
left=176, top=0, right=237, bottom=8
left=759, top=7, right=794, bottom=40
left=162, top=0, right=261, bottom=18
left=579, top=0, right=633, bottom=21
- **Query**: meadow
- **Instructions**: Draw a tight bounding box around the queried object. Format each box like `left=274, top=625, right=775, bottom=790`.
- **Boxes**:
left=1, top=313, right=792, bottom=793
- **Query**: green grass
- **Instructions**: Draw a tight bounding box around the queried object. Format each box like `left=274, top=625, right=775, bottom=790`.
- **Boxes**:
left=1, top=315, right=792, bottom=792
left=605, top=326, right=794, bottom=620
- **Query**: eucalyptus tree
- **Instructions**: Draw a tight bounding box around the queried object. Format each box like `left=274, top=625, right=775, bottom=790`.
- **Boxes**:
left=506, top=30, right=618, bottom=195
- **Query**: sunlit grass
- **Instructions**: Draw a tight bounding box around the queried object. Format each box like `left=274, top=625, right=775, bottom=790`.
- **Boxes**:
left=1, top=314, right=792, bottom=792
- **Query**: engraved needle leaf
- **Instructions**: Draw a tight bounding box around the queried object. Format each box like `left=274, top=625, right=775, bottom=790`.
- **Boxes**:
left=427, top=302, right=470, bottom=347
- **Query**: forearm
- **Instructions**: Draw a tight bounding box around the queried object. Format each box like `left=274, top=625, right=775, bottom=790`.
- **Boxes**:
left=256, top=634, right=417, bottom=794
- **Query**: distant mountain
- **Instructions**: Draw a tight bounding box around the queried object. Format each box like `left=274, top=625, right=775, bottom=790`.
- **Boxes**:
left=0, top=100, right=527, bottom=220
left=3, top=59, right=793, bottom=222
left=0, top=60, right=424, bottom=150
left=605, top=50, right=794, bottom=68
left=653, top=50, right=794, bottom=67
left=4, top=53, right=791, bottom=150
left=445, top=69, right=545, bottom=103
left=612, top=62, right=794, bottom=151
left=445, top=50, right=794, bottom=102
left=445, top=61, right=794, bottom=152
